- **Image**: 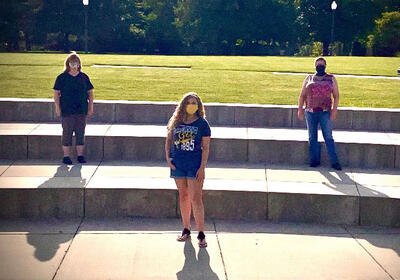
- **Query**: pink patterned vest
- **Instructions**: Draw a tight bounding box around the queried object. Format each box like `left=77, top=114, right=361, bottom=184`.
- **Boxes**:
left=305, top=74, right=334, bottom=112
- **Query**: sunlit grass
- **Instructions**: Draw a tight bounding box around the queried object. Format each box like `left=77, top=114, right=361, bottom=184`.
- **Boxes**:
left=0, top=53, right=399, bottom=108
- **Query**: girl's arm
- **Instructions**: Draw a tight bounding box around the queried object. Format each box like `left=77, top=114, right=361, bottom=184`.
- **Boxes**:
left=165, top=131, right=176, bottom=170
left=196, top=136, right=210, bottom=181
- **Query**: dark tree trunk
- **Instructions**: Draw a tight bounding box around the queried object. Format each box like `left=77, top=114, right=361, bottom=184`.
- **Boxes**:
left=323, top=41, right=329, bottom=56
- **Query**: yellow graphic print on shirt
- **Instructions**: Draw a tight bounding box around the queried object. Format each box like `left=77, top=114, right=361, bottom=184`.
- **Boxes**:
left=173, top=126, right=198, bottom=152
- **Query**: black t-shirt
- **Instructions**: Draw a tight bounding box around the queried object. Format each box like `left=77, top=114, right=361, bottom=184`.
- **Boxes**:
left=170, top=117, right=211, bottom=161
left=53, top=72, right=94, bottom=116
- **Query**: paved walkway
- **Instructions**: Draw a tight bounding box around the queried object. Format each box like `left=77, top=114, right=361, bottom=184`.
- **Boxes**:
left=0, top=218, right=399, bottom=280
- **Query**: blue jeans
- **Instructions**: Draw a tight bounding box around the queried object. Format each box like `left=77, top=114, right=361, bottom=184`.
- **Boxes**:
left=305, top=111, right=339, bottom=165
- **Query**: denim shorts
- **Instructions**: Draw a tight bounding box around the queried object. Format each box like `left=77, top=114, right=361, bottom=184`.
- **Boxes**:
left=170, top=157, right=201, bottom=179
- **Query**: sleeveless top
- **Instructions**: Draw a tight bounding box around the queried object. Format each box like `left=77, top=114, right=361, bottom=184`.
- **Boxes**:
left=305, top=74, right=334, bottom=112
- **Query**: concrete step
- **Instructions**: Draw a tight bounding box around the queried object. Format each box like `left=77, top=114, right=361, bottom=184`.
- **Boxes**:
left=1, top=123, right=399, bottom=169
left=1, top=98, right=400, bottom=132
left=0, top=160, right=399, bottom=227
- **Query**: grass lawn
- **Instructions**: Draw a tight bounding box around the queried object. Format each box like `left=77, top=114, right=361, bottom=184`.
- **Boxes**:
left=0, top=53, right=399, bottom=108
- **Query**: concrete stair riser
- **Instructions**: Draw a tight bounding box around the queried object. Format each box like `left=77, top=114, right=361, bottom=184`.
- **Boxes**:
left=0, top=183, right=398, bottom=226
left=0, top=135, right=27, bottom=160
left=0, top=101, right=54, bottom=122
left=27, top=136, right=103, bottom=161
left=0, top=189, right=83, bottom=219
left=2, top=99, right=400, bottom=131
left=360, top=197, right=400, bottom=227
left=1, top=134, right=398, bottom=168
left=202, top=190, right=267, bottom=221
left=85, top=189, right=177, bottom=218
left=268, top=192, right=359, bottom=225
left=103, top=137, right=165, bottom=161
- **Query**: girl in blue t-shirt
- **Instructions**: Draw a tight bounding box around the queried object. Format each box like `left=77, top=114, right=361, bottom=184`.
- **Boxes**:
left=165, top=92, right=211, bottom=248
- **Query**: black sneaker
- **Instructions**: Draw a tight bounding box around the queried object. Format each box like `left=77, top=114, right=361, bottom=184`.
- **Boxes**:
left=62, top=156, right=72, bottom=165
left=77, top=156, right=87, bottom=164
left=310, top=162, right=320, bottom=168
left=332, top=162, right=342, bottom=171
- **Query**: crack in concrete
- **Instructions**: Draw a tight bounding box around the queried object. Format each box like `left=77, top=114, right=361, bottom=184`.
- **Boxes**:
left=213, top=220, right=229, bottom=280
left=51, top=216, right=85, bottom=280
left=343, top=226, right=395, bottom=280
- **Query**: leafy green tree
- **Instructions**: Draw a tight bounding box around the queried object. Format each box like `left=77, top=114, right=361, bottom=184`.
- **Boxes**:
left=175, top=0, right=298, bottom=55
left=89, top=0, right=145, bottom=53
left=295, top=0, right=341, bottom=55
left=371, top=11, right=400, bottom=56
left=142, top=0, right=182, bottom=54
left=294, top=0, right=398, bottom=56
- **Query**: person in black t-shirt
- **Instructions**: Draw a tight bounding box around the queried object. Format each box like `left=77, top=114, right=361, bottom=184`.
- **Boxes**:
left=53, top=52, right=94, bottom=164
left=165, top=92, right=211, bottom=248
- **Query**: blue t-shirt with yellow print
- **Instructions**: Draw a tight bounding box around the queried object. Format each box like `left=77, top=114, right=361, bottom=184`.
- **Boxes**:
left=170, top=117, right=211, bottom=161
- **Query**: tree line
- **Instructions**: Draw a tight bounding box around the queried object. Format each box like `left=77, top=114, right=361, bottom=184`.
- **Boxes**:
left=1, top=0, right=399, bottom=56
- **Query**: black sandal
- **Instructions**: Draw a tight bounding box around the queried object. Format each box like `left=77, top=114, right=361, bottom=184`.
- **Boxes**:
left=177, top=228, right=191, bottom=242
left=197, top=231, right=207, bottom=248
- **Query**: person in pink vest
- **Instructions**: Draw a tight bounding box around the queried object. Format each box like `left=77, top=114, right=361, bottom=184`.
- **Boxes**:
left=297, top=57, right=342, bottom=170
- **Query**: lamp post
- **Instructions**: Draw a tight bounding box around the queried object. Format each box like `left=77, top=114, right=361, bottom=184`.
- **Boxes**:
left=330, top=1, right=337, bottom=56
left=83, top=0, right=89, bottom=53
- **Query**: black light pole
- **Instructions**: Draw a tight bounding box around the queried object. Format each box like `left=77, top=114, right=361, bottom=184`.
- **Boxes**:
left=83, top=0, right=89, bottom=53
left=330, top=1, right=337, bottom=56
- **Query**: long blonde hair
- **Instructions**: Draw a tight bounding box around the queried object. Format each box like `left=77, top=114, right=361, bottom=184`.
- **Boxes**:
left=167, top=92, right=206, bottom=132
left=64, top=51, right=82, bottom=72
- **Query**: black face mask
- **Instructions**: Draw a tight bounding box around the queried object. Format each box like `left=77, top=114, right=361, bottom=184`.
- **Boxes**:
left=316, top=65, right=326, bottom=76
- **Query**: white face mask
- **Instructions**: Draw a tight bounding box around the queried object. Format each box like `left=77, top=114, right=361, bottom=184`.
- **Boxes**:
left=69, top=62, right=80, bottom=69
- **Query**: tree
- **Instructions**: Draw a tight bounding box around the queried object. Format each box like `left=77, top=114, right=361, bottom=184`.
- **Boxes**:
left=175, top=0, right=298, bottom=55
left=371, top=11, right=400, bottom=56
left=89, top=0, right=145, bottom=53
left=333, top=0, right=381, bottom=54
left=0, top=0, right=41, bottom=51
left=142, top=0, right=182, bottom=54
left=36, top=0, right=84, bottom=52
left=295, top=0, right=342, bottom=55
left=295, top=0, right=398, bottom=56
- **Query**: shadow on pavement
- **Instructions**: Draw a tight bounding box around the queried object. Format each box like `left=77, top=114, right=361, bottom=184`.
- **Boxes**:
left=176, top=239, right=219, bottom=280
left=26, top=233, right=73, bottom=262
left=319, top=168, right=390, bottom=198
left=26, top=163, right=85, bottom=262
left=37, top=164, right=87, bottom=189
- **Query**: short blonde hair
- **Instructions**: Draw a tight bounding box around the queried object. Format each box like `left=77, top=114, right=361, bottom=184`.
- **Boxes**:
left=64, top=51, right=82, bottom=72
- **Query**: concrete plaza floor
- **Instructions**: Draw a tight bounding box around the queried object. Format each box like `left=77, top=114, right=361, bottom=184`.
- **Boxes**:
left=0, top=218, right=399, bottom=280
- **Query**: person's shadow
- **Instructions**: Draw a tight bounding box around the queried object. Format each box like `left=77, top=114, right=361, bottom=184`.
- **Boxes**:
left=318, top=168, right=390, bottom=198
left=37, top=164, right=86, bottom=188
left=176, top=239, right=219, bottom=280
left=26, top=164, right=85, bottom=262
left=319, top=168, right=400, bottom=257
